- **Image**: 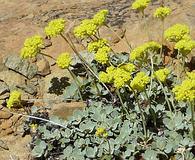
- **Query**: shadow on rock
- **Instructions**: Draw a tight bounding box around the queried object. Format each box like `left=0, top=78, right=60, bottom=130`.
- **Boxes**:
left=48, top=77, right=70, bottom=95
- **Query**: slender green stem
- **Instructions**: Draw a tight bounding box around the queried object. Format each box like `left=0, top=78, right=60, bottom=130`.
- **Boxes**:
left=129, top=86, right=147, bottom=138
left=142, top=10, right=150, bottom=41
left=105, top=24, right=132, bottom=50
left=158, top=80, right=173, bottom=118
left=160, top=19, right=164, bottom=59
left=68, top=68, right=83, bottom=101
left=8, top=110, right=67, bottom=129
left=149, top=54, right=154, bottom=97
left=190, top=101, right=195, bottom=141
left=40, top=52, right=56, bottom=61
left=144, top=91, right=157, bottom=127
left=116, top=89, right=130, bottom=116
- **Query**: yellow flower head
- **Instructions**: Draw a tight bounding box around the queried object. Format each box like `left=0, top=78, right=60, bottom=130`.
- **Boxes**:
left=94, top=46, right=110, bottom=64
left=7, top=90, right=22, bottom=109
left=113, top=68, right=132, bottom=89
left=99, top=66, right=116, bottom=83
left=186, top=72, right=195, bottom=80
left=153, top=6, right=171, bottom=20
left=93, top=9, right=109, bottom=26
left=87, top=39, right=108, bottom=53
left=130, top=72, right=150, bottom=91
left=119, top=63, right=136, bottom=73
left=20, top=35, right=43, bottom=59
left=130, top=41, right=161, bottom=61
left=154, top=68, right=170, bottom=83
left=174, top=39, right=195, bottom=56
left=56, top=52, right=71, bottom=69
left=164, top=24, right=190, bottom=42
left=44, top=18, right=65, bottom=37
left=173, top=79, right=195, bottom=102
left=99, top=72, right=111, bottom=83
left=74, top=19, right=98, bottom=39
left=132, top=0, right=151, bottom=11
left=95, top=127, right=108, bottom=138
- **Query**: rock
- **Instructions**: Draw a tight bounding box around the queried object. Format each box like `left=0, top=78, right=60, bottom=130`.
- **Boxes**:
left=0, top=108, right=13, bottom=119
left=16, top=84, right=37, bottom=95
left=0, top=70, right=26, bottom=90
left=3, top=55, right=38, bottom=79
left=36, top=58, right=51, bottom=76
left=0, top=92, right=9, bottom=100
left=0, top=140, right=9, bottom=150
left=10, top=115, right=21, bottom=125
left=0, top=81, right=9, bottom=96
left=0, top=128, right=14, bottom=136
left=50, top=102, right=85, bottom=120
left=1, top=119, right=13, bottom=130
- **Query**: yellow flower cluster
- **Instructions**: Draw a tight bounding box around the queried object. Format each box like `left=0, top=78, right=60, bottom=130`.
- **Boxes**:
left=153, top=6, right=171, bottom=20
left=95, top=127, right=108, bottom=138
left=88, top=39, right=108, bottom=53
left=99, top=65, right=115, bottom=83
left=44, top=18, right=65, bottom=37
left=172, top=76, right=195, bottom=102
left=154, top=68, right=170, bottom=83
left=174, top=38, right=195, bottom=56
left=164, top=24, right=190, bottom=42
left=93, top=9, right=109, bottom=26
left=56, top=52, right=71, bottom=69
left=130, top=72, right=150, bottom=91
left=99, top=63, right=135, bottom=88
left=74, top=19, right=98, bottom=39
left=94, top=46, right=111, bottom=64
left=186, top=72, right=195, bottom=80
left=20, top=35, right=43, bottom=59
left=132, top=0, right=151, bottom=11
left=7, top=90, right=22, bottom=109
left=130, top=41, right=161, bottom=61
left=74, top=10, right=108, bottom=39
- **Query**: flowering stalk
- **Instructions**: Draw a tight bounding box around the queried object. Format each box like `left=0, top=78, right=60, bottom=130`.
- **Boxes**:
left=158, top=80, right=174, bottom=118
left=67, top=68, right=83, bottom=101
left=129, top=86, right=147, bottom=139
left=116, top=89, right=130, bottom=116
left=144, top=90, right=157, bottom=127
left=148, top=54, right=154, bottom=97
left=142, top=10, right=150, bottom=41
left=60, top=33, right=113, bottom=98
left=190, top=101, right=195, bottom=141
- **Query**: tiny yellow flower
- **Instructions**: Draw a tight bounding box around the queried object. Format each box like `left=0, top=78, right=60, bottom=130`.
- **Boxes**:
left=94, top=46, right=110, bottom=64
left=20, top=35, right=43, bottom=59
left=92, top=9, right=109, bottom=26
left=74, top=19, right=97, bottom=39
left=130, top=41, right=161, bottom=61
left=153, top=6, right=171, bottom=20
left=56, top=52, right=72, bottom=69
left=95, top=127, right=108, bottom=138
left=132, top=0, right=151, bottom=11
left=87, top=39, right=108, bottom=53
left=113, top=68, right=131, bottom=89
left=119, top=63, right=136, bottom=73
left=7, top=90, right=22, bottom=109
left=174, top=38, right=195, bottom=56
left=130, top=72, right=150, bottom=91
left=44, top=18, right=65, bottom=37
left=164, top=24, right=190, bottom=42
left=154, top=68, right=170, bottom=83
left=99, top=72, right=110, bottom=83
